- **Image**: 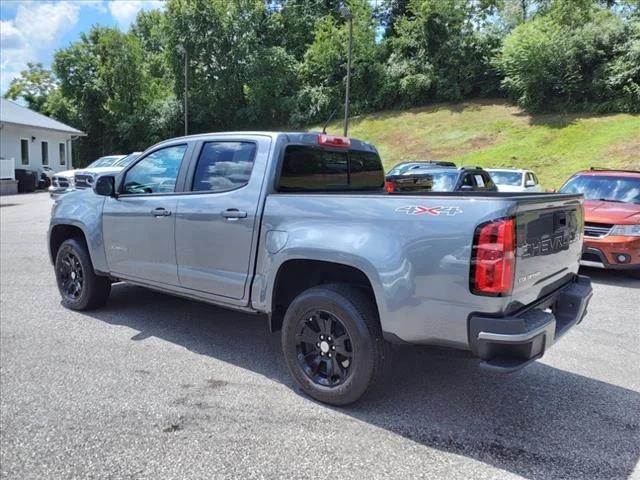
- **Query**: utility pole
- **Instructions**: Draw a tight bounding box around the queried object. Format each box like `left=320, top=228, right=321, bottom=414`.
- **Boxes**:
left=178, top=45, right=188, bottom=136
left=340, top=6, right=353, bottom=137
left=183, top=48, right=188, bottom=136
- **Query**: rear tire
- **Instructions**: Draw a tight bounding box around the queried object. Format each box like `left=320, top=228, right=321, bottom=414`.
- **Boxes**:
left=55, top=238, right=111, bottom=310
left=281, top=283, right=389, bottom=405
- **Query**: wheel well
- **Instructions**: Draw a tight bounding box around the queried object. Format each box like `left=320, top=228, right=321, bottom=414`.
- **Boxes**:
left=49, top=225, right=86, bottom=264
left=270, top=259, right=378, bottom=332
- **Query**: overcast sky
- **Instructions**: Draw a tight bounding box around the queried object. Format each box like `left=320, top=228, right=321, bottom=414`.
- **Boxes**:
left=0, top=0, right=165, bottom=94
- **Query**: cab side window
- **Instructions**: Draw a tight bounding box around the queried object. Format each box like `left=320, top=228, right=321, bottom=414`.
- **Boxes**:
left=192, top=141, right=257, bottom=192
left=123, top=144, right=187, bottom=194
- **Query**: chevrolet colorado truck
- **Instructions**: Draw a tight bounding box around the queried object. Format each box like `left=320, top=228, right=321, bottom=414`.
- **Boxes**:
left=49, top=132, right=593, bottom=405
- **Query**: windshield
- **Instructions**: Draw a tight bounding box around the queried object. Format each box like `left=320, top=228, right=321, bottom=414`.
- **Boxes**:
left=560, top=175, right=640, bottom=204
left=388, top=163, right=419, bottom=176
left=426, top=172, right=459, bottom=192
left=87, top=155, right=122, bottom=168
left=489, top=171, right=523, bottom=186
left=114, top=153, right=140, bottom=167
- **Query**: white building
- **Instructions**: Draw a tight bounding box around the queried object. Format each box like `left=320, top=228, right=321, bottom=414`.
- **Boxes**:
left=0, top=98, right=85, bottom=179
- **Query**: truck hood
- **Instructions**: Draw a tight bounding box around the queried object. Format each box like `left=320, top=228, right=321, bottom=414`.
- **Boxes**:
left=583, top=200, right=640, bottom=224
left=75, top=166, right=124, bottom=176
left=53, top=169, right=76, bottom=178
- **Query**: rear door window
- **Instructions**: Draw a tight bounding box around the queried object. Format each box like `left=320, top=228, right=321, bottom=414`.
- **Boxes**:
left=278, top=146, right=383, bottom=191
left=192, top=141, right=256, bottom=192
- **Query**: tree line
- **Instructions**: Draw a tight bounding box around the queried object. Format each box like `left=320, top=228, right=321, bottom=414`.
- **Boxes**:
left=5, top=0, right=639, bottom=166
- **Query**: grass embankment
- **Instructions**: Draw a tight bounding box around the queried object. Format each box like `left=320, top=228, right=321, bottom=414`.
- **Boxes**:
left=318, top=100, right=640, bottom=188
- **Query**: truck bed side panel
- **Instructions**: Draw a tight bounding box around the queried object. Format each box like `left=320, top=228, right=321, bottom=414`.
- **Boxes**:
left=254, top=194, right=513, bottom=348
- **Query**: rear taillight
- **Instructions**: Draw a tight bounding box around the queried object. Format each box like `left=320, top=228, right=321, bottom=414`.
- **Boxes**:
left=471, top=218, right=515, bottom=296
left=317, top=134, right=351, bottom=148
left=384, top=181, right=395, bottom=193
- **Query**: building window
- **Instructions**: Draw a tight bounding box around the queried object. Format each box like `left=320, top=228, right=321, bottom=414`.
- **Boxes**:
left=41, top=141, right=49, bottom=165
left=20, top=139, right=29, bottom=165
left=59, top=143, right=66, bottom=165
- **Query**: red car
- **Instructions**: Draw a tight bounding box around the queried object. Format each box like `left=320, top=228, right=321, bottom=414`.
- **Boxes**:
left=559, top=168, right=640, bottom=276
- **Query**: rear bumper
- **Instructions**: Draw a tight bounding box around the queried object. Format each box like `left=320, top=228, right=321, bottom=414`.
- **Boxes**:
left=468, top=275, right=593, bottom=373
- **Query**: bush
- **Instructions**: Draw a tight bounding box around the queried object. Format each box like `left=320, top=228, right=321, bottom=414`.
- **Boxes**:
left=496, top=7, right=639, bottom=113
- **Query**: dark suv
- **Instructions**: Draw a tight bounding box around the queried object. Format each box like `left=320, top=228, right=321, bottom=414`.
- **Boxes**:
left=385, top=166, right=498, bottom=193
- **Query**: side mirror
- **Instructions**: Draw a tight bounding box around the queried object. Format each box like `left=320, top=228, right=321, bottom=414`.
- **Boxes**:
left=94, top=175, right=116, bottom=197
left=460, top=185, right=474, bottom=191
left=525, top=180, right=536, bottom=187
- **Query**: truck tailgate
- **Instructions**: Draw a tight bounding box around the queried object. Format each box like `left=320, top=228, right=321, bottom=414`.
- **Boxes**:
left=511, top=195, right=584, bottom=308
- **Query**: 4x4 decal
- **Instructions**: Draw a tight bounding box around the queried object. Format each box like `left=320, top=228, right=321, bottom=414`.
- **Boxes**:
left=395, top=205, right=463, bottom=216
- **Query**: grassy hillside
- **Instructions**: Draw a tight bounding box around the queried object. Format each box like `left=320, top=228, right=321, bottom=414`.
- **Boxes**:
left=318, top=100, right=640, bottom=188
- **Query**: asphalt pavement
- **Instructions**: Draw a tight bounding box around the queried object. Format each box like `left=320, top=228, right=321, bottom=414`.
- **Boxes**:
left=1, top=192, right=639, bottom=480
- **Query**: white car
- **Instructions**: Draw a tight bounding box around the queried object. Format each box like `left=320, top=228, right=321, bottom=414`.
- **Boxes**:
left=73, top=152, right=141, bottom=190
left=49, top=154, right=142, bottom=197
left=485, top=169, right=542, bottom=193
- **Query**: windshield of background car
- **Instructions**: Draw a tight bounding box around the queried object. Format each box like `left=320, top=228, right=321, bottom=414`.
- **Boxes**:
left=87, top=156, right=121, bottom=168
left=114, top=154, right=140, bottom=167
left=387, top=163, right=418, bottom=176
left=489, top=171, right=523, bottom=186
left=560, top=175, right=640, bottom=204
left=426, top=171, right=459, bottom=191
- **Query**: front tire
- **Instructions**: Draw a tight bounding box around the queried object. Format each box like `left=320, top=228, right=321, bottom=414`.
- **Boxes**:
left=282, top=284, right=389, bottom=405
left=55, top=238, right=111, bottom=310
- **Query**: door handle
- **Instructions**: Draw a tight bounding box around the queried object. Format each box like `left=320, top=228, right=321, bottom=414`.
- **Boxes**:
left=151, top=207, right=171, bottom=217
left=222, top=208, right=247, bottom=220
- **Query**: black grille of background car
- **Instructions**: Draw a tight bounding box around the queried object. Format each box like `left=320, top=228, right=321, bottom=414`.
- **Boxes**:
left=74, top=174, right=93, bottom=189
left=53, top=176, right=70, bottom=188
left=584, top=222, right=613, bottom=238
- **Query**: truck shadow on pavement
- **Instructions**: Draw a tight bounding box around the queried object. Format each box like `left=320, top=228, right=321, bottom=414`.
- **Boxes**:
left=580, top=266, right=640, bottom=289
left=86, top=284, right=640, bottom=480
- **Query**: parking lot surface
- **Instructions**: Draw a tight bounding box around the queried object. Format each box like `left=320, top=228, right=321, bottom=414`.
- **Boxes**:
left=1, top=192, right=639, bottom=480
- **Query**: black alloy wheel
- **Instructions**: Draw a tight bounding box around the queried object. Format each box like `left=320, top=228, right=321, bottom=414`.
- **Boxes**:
left=57, top=250, right=84, bottom=301
left=295, top=309, right=353, bottom=387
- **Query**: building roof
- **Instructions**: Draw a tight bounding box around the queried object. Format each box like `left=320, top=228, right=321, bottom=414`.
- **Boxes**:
left=0, top=98, right=85, bottom=136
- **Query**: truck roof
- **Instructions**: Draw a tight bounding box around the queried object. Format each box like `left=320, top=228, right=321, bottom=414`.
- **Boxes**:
left=150, top=131, right=377, bottom=153
left=576, top=168, right=640, bottom=178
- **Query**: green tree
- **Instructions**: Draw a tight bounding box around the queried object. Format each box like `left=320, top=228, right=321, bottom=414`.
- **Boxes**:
left=387, top=0, right=502, bottom=103
left=4, top=63, right=57, bottom=112
left=496, top=3, right=638, bottom=112
left=53, top=26, right=172, bottom=164
left=293, top=0, right=384, bottom=124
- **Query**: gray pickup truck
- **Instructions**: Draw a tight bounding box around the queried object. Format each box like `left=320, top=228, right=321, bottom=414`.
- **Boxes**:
left=49, top=132, right=593, bottom=405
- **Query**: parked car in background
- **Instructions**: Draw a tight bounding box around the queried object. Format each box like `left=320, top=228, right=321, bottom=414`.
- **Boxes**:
left=559, top=167, right=640, bottom=276
left=31, top=166, right=55, bottom=189
left=48, top=131, right=592, bottom=405
left=485, top=169, right=542, bottom=193
left=74, top=152, right=142, bottom=190
left=49, top=154, right=131, bottom=197
left=14, top=168, right=38, bottom=193
left=386, top=160, right=456, bottom=177
left=385, top=166, right=498, bottom=193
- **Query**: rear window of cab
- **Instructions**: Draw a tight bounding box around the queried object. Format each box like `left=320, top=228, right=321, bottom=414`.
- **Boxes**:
left=277, top=145, right=384, bottom=192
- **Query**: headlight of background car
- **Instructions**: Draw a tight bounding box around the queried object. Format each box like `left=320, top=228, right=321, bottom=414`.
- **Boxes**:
left=610, top=224, right=640, bottom=236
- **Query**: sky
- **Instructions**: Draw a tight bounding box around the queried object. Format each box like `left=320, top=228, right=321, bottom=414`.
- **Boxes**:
left=0, top=0, right=165, bottom=94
